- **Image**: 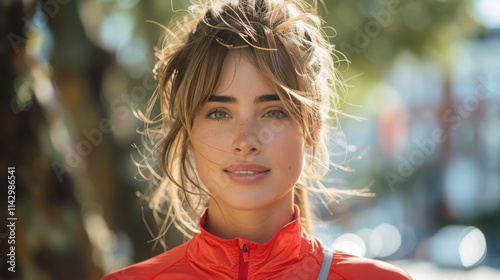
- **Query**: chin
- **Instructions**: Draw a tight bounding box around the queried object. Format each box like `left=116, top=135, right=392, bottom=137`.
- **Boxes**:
left=213, top=188, right=292, bottom=211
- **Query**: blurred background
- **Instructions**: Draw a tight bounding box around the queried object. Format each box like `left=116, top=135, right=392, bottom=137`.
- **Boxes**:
left=0, top=0, right=499, bottom=279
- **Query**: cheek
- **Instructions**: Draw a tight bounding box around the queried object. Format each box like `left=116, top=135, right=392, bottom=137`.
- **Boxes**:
left=192, top=123, right=227, bottom=149
left=191, top=124, right=226, bottom=154
left=192, top=149, right=226, bottom=195
left=191, top=125, right=230, bottom=193
left=196, top=160, right=230, bottom=196
left=272, top=129, right=305, bottom=170
left=191, top=129, right=224, bottom=168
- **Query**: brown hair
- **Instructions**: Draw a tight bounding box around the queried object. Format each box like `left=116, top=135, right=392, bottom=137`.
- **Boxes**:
left=134, top=0, right=369, bottom=249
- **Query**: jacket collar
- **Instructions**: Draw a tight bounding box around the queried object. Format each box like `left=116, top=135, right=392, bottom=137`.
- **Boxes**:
left=186, top=204, right=318, bottom=277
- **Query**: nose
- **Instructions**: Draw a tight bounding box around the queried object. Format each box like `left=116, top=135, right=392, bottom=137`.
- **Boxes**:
left=232, top=119, right=261, bottom=154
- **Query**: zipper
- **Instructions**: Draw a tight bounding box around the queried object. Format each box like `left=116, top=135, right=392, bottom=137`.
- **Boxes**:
left=238, top=243, right=249, bottom=280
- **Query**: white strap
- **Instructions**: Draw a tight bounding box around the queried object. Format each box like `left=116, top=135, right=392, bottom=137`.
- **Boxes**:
left=317, top=248, right=333, bottom=280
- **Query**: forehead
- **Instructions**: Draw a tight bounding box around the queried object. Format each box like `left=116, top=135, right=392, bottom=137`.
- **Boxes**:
left=213, top=50, right=275, bottom=96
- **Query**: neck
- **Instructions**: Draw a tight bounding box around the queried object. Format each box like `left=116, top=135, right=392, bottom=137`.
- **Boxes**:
left=204, top=193, right=295, bottom=243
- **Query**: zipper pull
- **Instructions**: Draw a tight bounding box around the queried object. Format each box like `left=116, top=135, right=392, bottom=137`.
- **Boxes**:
left=242, top=243, right=249, bottom=262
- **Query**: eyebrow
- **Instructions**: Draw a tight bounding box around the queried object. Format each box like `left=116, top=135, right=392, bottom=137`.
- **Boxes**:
left=207, top=94, right=280, bottom=104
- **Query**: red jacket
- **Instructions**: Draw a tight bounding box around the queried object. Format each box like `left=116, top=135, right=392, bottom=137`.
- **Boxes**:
left=102, top=205, right=412, bottom=279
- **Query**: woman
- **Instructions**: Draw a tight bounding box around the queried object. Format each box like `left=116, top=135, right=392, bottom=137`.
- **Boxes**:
left=103, top=0, right=413, bottom=279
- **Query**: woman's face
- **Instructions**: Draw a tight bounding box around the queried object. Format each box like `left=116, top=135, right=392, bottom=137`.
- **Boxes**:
left=190, top=51, right=306, bottom=210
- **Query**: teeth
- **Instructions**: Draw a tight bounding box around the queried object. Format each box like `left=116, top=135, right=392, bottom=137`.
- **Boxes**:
left=229, top=170, right=264, bottom=174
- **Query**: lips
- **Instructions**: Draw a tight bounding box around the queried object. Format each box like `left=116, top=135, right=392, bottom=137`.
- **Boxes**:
left=224, top=163, right=270, bottom=173
left=224, top=163, right=270, bottom=184
left=227, top=170, right=266, bottom=174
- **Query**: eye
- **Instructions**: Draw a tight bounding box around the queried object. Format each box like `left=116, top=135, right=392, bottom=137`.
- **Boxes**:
left=264, top=108, right=288, bottom=119
left=206, top=109, right=230, bottom=120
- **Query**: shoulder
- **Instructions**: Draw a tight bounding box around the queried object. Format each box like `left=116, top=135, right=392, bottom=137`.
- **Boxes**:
left=101, top=242, right=189, bottom=280
left=329, top=251, right=412, bottom=280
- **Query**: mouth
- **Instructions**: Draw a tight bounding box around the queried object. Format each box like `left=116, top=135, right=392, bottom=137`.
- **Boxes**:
left=223, top=163, right=270, bottom=184
left=224, top=170, right=269, bottom=174
left=224, top=163, right=270, bottom=173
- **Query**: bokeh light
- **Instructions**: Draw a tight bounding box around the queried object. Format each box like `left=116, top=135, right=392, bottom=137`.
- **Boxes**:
left=428, top=225, right=487, bottom=268
left=373, top=223, right=402, bottom=258
left=459, top=227, right=487, bottom=268
left=100, top=12, right=134, bottom=52
left=474, top=0, right=500, bottom=28
left=332, top=233, right=366, bottom=257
